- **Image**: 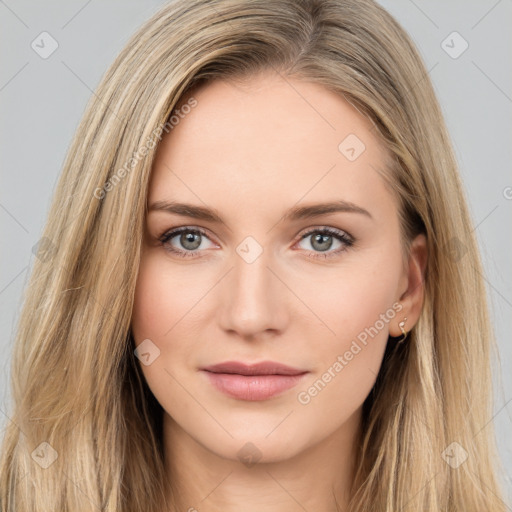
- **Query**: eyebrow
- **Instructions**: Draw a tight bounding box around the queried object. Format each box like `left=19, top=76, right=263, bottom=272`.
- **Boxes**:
left=148, top=199, right=373, bottom=224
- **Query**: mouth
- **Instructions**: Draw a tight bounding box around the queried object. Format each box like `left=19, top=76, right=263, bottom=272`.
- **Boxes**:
left=200, top=360, right=309, bottom=401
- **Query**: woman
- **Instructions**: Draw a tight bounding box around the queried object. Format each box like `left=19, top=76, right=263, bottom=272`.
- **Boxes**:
left=0, top=0, right=507, bottom=510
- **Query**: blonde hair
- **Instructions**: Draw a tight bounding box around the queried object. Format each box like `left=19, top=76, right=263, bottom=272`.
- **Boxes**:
left=0, top=0, right=506, bottom=510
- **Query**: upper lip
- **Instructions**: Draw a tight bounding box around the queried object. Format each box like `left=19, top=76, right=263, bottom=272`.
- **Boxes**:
left=201, top=360, right=308, bottom=376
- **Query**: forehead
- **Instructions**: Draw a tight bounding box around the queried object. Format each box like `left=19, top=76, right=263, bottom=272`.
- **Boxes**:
left=148, top=72, right=393, bottom=222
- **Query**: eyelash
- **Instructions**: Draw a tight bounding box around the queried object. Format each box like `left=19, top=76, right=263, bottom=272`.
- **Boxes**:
left=158, top=226, right=354, bottom=260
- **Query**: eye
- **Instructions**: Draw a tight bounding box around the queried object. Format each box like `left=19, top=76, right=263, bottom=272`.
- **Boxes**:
left=295, top=227, right=354, bottom=260
left=159, top=227, right=216, bottom=258
left=158, top=226, right=354, bottom=260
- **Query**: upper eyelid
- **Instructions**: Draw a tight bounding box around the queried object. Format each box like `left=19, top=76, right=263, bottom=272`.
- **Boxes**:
left=161, top=226, right=217, bottom=243
left=298, top=226, right=352, bottom=239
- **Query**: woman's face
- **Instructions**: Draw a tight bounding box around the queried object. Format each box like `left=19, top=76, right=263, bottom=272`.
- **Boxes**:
left=131, top=71, right=424, bottom=464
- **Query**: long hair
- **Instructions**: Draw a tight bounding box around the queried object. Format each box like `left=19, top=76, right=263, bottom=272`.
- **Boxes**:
left=0, top=0, right=506, bottom=510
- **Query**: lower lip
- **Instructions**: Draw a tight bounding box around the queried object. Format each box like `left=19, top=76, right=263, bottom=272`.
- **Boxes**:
left=202, top=371, right=308, bottom=401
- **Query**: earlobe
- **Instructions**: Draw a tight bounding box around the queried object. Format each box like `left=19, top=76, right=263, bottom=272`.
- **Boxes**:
left=390, top=233, right=428, bottom=338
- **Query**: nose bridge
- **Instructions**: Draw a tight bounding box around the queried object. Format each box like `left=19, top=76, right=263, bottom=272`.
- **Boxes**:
left=219, top=238, right=285, bottom=336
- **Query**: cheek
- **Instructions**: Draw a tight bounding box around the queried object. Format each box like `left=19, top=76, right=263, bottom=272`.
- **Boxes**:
left=293, top=250, right=402, bottom=411
left=300, top=253, right=401, bottom=353
left=130, top=254, right=201, bottom=418
left=130, top=253, right=196, bottom=374
left=131, top=252, right=204, bottom=342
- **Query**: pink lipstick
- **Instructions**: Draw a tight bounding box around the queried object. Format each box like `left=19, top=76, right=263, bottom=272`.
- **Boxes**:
left=200, top=360, right=308, bottom=401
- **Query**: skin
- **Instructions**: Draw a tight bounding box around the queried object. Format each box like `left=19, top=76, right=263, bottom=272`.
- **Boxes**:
left=131, top=70, right=427, bottom=512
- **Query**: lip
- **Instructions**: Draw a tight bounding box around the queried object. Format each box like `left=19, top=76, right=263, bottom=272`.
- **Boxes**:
left=201, top=360, right=307, bottom=376
left=200, top=360, right=309, bottom=401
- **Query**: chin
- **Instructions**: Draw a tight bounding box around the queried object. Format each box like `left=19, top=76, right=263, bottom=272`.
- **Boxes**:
left=200, top=427, right=309, bottom=465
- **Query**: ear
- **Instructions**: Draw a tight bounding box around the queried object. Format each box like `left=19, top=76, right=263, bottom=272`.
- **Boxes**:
left=389, top=233, right=428, bottom=337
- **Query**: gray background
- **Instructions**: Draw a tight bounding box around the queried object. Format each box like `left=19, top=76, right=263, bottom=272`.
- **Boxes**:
left=1, top=0, right=511, bottom=503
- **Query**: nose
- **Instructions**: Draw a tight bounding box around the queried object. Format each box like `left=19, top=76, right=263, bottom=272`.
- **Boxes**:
left=218, top=245, right=289, bottom=339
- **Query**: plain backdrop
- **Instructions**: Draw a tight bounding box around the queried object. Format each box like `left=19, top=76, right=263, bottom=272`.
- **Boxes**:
left=1, top=0, right=511, bottom=503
